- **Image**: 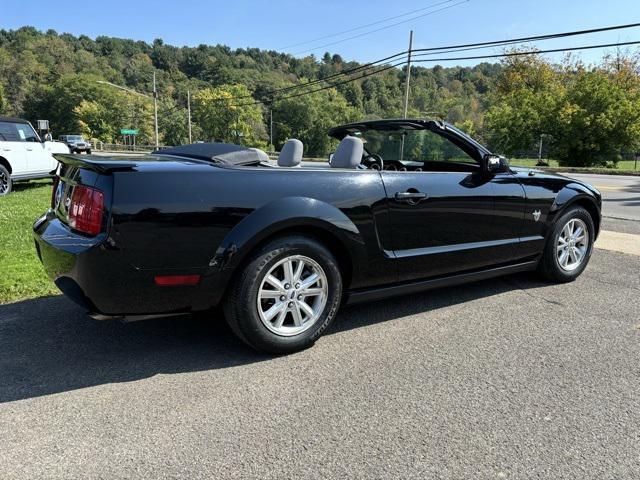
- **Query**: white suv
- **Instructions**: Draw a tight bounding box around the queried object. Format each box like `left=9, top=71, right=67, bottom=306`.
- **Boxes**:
left=0, top=117, right=70, bottom=195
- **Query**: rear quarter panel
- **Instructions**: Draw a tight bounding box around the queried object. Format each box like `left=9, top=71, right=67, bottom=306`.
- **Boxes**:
left=111, top=164, right=394, bottom=297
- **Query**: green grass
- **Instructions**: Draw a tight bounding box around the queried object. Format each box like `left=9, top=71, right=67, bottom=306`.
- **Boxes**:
left=509, top=158, right=639, bottom=171
left=0, top=180, right=58, bottom=304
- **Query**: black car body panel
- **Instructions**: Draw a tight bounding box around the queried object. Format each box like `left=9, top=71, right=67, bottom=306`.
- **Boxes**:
left=33, top=121, right=602, bottom=318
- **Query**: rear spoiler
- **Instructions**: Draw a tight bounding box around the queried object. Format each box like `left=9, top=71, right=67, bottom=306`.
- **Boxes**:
left=53, top=154, right=138, bottom=173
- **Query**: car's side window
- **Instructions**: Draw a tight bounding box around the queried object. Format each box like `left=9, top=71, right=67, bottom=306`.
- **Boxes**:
left=13, top=122, right=40, bottom=142
left=404, top=130, right=477, bottom=167
left=361, top=128, right=479, bottom=173
left=0, top=121, right=21, bottom=142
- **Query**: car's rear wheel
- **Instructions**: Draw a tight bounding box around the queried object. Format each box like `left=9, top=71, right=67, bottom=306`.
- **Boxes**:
left=223, top=235, right=342, bottom=354
left=0, top=165, right=12, bottom=196
left=538, top=206, right=595, bottom=282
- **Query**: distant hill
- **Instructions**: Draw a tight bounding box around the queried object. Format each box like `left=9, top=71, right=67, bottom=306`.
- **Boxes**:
left=0, top=27, right=500, bottom=153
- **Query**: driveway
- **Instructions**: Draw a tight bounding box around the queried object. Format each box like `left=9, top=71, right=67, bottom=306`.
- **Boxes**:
left=1, top=249, right=638, bottom=479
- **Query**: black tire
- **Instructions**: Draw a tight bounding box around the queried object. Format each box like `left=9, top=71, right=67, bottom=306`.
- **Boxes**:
left=537, top=206, right=595, bottom=283
left=86, top=149, right=92, bottom=155
left=223, top=235, right=343, bottom=354
left=0, top=165, right=12, bottom=196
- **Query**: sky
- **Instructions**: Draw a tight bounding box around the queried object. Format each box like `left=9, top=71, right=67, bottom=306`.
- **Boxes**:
left=3, top=0, right=640, bottom=66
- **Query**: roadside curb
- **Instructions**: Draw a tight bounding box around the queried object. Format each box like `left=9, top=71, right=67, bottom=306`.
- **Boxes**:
left=595, top=230, right=640, bottom=256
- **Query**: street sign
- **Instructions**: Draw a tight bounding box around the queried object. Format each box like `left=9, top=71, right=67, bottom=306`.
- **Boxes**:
left=37, top=120, right=49, bottom=130
left=120, top=129, right=139, bottom=135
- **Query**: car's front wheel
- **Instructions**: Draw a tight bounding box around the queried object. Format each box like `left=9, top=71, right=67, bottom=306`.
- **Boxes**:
left=538, top=206, right=595, bottom=282
left=0, top=165, right=12, bottom=196
left=223, top=235, right=342, bottom=354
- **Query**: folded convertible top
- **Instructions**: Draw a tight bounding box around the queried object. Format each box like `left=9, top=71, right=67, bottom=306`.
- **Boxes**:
left=153, top=143, right=264, bottom=165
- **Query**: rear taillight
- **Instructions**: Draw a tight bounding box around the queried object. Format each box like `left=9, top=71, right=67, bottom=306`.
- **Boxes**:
left=68, top=185, right=104, bottom=236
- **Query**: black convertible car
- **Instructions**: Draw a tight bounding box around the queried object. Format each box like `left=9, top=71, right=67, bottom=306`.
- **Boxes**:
left=34, top=119, right=601, bottom=353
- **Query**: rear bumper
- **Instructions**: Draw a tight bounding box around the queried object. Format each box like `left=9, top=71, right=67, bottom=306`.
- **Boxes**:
left=33, top=211, right=216, bottom=316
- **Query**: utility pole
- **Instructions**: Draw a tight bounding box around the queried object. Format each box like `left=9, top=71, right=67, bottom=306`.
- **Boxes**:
left=269, top=107, right=273, bottom=151
left=187, top=90, right=192, bottom=143
left=403, top=30, right=413, bottom=119
left=153, top=71, right=159, bottom=148
left=400, top=30, right=413, bottom=160
left=538, top=134, right=544, bottom=164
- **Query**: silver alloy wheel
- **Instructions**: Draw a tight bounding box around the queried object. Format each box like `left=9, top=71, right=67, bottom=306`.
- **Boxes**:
left=557, top=218, right=589, bottom=272
left=257, top=255, right=328, bottom=337
left=0, top=170, right=8, bottom=195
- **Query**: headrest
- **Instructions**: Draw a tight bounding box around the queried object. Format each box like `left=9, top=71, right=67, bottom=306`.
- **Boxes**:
left=278, top=139, right=303, bottom=167
left=330, top=136, right=363, bottom=169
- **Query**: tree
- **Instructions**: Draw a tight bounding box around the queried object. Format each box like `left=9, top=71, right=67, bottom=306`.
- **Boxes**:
left=74, top=90, right=154, bottom=144
left=273, top=88, right=357, bottom=156
left=485, top=52, right=640, bottom=166
left=551, top=67, right=640, bottom=166
left=0, top=83, right=6, bottom=113
left=485, top=53, right=563, bottom=155
left=5, top=25, right=640, bottom=164
left=193, top=84, right=267, bottom=146
left=158, top=96, right=198, bottom=146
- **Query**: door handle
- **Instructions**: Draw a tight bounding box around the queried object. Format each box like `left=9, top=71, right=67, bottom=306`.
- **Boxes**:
left=394, top=190, right=427, bottom=203
left=26, top=147, right=34, bottom=151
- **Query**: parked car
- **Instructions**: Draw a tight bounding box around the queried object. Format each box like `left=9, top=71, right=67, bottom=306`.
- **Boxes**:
left=0, top=116, right=69, bottom=195
left=33, top=119, right=601, bottom=354
left=58, top=135, right=92, bottom=154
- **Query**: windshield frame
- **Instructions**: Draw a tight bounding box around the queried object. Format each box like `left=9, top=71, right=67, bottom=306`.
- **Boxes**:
left=329, top=119, right=490, bottom=164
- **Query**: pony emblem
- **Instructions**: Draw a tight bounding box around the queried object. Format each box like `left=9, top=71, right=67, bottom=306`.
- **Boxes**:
left=532, top=210, right=541, bottom=222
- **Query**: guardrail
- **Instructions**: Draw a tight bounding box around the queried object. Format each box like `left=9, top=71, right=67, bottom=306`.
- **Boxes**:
left=92, top=141, right=175, bottom=153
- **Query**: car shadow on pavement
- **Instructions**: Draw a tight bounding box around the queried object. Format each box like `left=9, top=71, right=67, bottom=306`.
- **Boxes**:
left=0, top=273, right=547, bottom=403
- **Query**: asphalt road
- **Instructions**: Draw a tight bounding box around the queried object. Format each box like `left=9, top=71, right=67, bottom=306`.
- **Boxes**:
left=1, top=249, right=638, bottom=479
left=563, top=173, right=640, bottom=222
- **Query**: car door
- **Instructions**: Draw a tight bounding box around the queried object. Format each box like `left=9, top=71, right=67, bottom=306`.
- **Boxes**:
left=382, top=170, right=496, bottom=281
left=14, top=122, right=51, bottom=174
left=380, top=127, right=526, bottom=282
left=0, top=121, right=28, bottom=176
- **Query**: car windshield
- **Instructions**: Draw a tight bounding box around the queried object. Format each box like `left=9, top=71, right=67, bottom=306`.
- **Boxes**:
left=351, top=128, right=476, bottom=164
left=68, top=135, right=83, bottom=141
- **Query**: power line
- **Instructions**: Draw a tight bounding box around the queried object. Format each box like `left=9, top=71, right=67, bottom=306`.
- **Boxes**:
left=413, top=23, right=640, bottom=58
left=230, top=62, right=406, bottom=107
left=411, top=39, right=640, bottom=64
left=279, top=0, right=455, bottom=50
left=215, top=50, right=409, bottom=104
left=411, top=22, right=640, bottom=53
left=219, top=22, right=640, bottom=104
left=230, top=39, right=640, bottom=107
left=291, top=0, right=469, bottom=56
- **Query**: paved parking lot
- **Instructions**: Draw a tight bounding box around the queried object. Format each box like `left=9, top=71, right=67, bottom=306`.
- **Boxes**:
left=1, top=248, right=638, bottom=479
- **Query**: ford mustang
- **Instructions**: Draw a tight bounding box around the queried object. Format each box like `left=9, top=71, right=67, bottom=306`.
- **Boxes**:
left=33, top=119, right=601, bottom=353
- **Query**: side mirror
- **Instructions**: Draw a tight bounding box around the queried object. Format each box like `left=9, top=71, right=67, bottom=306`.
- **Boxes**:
left=483, top=154, right=508, bottom=174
